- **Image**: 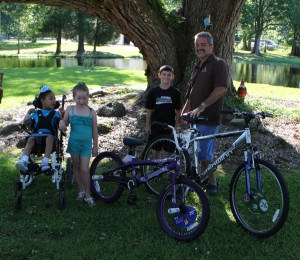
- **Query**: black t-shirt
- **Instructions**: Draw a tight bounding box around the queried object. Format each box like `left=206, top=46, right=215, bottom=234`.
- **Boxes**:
left=145, top=86, right=181, bottom=126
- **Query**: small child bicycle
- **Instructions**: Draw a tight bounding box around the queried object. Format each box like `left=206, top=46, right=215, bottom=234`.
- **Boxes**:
left=90, top=137, right=210, bottom=241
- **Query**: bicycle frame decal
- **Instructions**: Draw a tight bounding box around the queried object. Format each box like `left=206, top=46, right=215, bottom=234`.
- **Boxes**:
left=201, top=145, right=235, bottom=176
left=193, top=130, right=250, bottom=177
left=139, top=160, right=177, bottom=183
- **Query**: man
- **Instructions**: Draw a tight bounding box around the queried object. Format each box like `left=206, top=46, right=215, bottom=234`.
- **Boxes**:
left=181, top=31, right=228, bottom=195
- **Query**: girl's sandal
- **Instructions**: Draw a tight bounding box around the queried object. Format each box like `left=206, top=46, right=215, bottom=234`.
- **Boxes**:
left=77, top=191, right=86, bottom=201
left=84, top=197, right=96, bottom=207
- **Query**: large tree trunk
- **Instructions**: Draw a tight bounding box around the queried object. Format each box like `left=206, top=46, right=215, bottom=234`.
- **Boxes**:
left=3, top=0, right=246, bottom=99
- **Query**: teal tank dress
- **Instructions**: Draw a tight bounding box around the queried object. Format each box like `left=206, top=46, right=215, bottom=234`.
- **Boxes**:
left=66, top=106, right=93, bottom=157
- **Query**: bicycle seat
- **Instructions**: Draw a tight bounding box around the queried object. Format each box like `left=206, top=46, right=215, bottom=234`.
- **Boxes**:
left=181, top=113, right=208, bottom=124
left=123, top=137, right=144, bottom=147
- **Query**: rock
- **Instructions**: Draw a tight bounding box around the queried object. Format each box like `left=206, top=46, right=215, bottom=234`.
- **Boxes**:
left=97, top=123, right=112, bottom=134
left=0, top=123, right=22, bottom=136
left=97, top=102, right=126, bottom=117
left=16, top=138, right=27, bottom=148
left=90, top=90, right=108, bottom=98
left=0, top=114, right=13, bottom=121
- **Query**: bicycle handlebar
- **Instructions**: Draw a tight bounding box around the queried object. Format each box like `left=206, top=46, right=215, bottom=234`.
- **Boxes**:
left=181, top=113, right=208, bottom=124
left=221, top=109, right=274, bottom=119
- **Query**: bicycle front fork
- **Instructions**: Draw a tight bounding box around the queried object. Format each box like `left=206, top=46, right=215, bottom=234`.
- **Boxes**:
left=244, top=147, right=262, bottom=195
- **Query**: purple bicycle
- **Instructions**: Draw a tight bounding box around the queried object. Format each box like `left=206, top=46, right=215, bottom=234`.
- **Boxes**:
left=90, top=136, right=210, bottom=241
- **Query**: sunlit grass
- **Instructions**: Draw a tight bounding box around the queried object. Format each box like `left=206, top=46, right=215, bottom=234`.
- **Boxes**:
left=231, top=81, right=300, bottom=121
left=234, top=50, right=300, bottom=67
left=233, top=81, right=300, bottom=102
left=0, top=40, right=143, bottom=58
left=0, top=67, right=147, bottom=110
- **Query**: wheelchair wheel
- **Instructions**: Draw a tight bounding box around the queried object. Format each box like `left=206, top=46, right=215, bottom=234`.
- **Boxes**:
left=58, top=182, right=66, bottom=210
left=65, top=157, right=74, bottom=188
left=14, top=181, right=22, bottom=210
left=58, top=193, right=66, bottom=210
left=14, top=195, right=22, bottom=209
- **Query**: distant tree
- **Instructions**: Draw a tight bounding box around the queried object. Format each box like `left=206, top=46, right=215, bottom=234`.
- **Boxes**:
left=24, top=4, right=44, bottom=42
left=75, top=11, right=87, bottom=55
left=63, top=10, right=93, bottom=56
left=239, top=2, right=255, bottom=51
left=1, top=3, right=28, bottom=47
left=286, top=0, right=300, bottom=56
left=241, top=0, right=287, bottom=55
left=0, top=4, right=18, bottom=39
left=40, top=6, right=72, bottom=54
left=86, top=19, right=119, bottom=53
left=2, top=4, right=44, bottom=43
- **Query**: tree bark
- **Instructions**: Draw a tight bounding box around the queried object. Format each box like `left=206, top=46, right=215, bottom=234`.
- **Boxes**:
left=3, top=0, right=246, bottom=99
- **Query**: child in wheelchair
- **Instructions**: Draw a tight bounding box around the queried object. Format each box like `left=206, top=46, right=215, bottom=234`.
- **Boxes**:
left=15, top=85, right=62, bottom=172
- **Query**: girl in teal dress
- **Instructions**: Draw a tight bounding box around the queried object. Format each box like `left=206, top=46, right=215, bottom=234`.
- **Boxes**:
left=59, top=82, right=98, bottom=206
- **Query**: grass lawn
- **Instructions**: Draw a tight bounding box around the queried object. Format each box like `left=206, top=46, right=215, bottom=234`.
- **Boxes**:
left=0, top=153, right=299, bottom=259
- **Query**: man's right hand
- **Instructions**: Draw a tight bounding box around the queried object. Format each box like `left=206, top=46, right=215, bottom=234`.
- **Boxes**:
left=188, top=106, right=204, bottom=118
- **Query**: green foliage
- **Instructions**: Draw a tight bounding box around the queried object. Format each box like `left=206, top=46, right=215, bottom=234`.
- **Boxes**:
left=238, top=0, right=290, bottom=52
left=224, top=94, right=251, bottom=112
left=1, top=4, right=119, bottom=48
left=85, top=19, right=119, bottom=47
left=147, top=0, right=182, bottom=28
left=40, top=6, right=73, bottom=40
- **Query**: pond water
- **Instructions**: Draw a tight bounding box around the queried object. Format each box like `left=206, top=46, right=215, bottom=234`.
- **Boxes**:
left=0, top=57, right=299, bottom=88
left=231, top=60, right=300, bottom=88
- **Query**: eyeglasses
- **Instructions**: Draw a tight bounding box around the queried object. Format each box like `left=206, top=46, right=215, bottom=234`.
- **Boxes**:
left=40, top=85, right=51, bottom=93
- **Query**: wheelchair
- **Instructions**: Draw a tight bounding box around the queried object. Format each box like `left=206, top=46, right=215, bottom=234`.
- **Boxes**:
left=14, top=94, right=73, bottom=210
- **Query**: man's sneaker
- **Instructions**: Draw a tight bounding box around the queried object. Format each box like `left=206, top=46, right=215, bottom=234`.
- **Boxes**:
left=206, top=182, right=218, bottom=195
left=41, top=162, right=50, bottom=172
left=15, top=160, right=28, bottom=171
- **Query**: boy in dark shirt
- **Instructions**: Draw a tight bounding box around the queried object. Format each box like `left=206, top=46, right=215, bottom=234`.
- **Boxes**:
left=145, top=65, right=181, bottom=154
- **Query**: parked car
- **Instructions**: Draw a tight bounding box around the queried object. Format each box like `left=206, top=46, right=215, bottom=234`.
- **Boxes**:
left=264, top=39, right=278, bottom=50
left=250, top=38, right=264, bottom=50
